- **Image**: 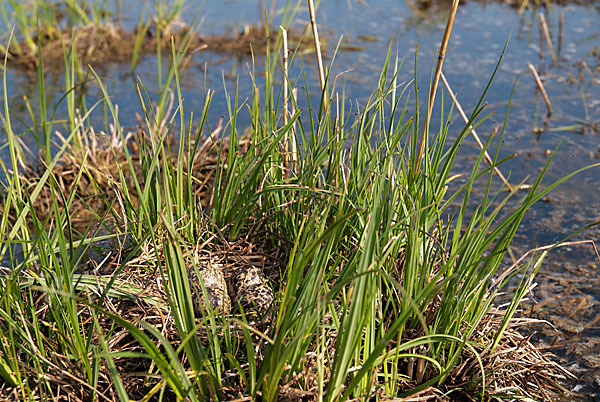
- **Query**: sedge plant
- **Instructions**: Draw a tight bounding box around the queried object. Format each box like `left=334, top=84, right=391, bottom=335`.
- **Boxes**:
left=1, top=8, right=597, bottom=402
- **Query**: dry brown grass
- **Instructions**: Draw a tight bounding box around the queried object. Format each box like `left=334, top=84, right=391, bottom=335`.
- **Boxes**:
left=2, top=22, right=319, bottom=71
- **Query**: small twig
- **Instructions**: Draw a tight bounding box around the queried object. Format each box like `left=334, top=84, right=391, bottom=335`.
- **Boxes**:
left=415, top=347, right=426, bottom=383
left=538, top=13, right=545, bottom=60
left=307, top=0, right=326, bottom=92
left=528, top=62, right=553, bottom=116
left=407, top=355, right=415, bottom=380
left=591, top=239, right=600, bottom=262
left=414, top=0, right=460, bottom=171
left=281, top=26, right=290, bottom=177
left=496, top=240, right=598, bottom=286
left=440, top=72, right=513, bottom=191
left=405, top=0, right=426, bottom=18
left=538, top=13, right=557, bottom=64
left=557, top=10, right=564, bottom=62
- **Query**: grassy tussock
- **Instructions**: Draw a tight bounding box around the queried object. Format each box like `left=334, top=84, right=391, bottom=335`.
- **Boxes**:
left=0, top=2, right=594, bottom=401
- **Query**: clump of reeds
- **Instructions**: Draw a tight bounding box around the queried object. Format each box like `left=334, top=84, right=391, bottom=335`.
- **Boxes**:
left=0, top=1, right=595, bottom=401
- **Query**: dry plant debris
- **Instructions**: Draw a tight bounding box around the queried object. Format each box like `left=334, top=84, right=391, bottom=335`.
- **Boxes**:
left=2, top=111, right=244, bottom=233
left=0, top=236, right=282, bottom=401
left=2, top=20, right=320, bottom=71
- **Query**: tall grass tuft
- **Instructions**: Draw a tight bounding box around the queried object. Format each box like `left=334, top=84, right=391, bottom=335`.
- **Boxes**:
left=0, top=7, right=594, bottom=402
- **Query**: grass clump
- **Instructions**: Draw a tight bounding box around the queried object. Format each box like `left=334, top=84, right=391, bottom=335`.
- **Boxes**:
left=0, top=7, right=592, bottom=402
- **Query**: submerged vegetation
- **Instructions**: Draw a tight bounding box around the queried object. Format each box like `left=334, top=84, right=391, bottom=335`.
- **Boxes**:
left=0, top=0, right=596, bottom=400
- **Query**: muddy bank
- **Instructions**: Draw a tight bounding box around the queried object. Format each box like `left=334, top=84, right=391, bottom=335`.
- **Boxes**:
left=1, top=21, right=319, bottom=71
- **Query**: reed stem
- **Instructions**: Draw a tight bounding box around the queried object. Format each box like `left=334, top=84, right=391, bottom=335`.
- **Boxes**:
left=291, top=87, right=298, bottom=170
left=307, top=0, right=326, bottom=92
left=281, top=26, right=290, bottom=177
left=528, top=62, right=553, bottom=116
left=539, top=13, right=557, bottom=64
left=558, top=10, right=564, bottom=62
left=414, top=0, right=460, bottom=172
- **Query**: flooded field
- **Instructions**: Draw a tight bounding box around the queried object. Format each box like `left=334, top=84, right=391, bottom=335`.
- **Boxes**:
left=1, top=0, right=600, bottom=399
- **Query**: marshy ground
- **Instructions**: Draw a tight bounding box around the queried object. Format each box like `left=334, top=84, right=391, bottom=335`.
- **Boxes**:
left=1, top=0, right=599, bottom=400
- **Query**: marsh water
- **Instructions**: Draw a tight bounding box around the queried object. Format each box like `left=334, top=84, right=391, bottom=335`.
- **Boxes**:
left=2, top=0, right=600, bottom=397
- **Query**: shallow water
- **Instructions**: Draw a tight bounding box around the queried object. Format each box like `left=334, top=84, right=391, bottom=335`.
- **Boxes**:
left=2, top=0, right=600, bottom=397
